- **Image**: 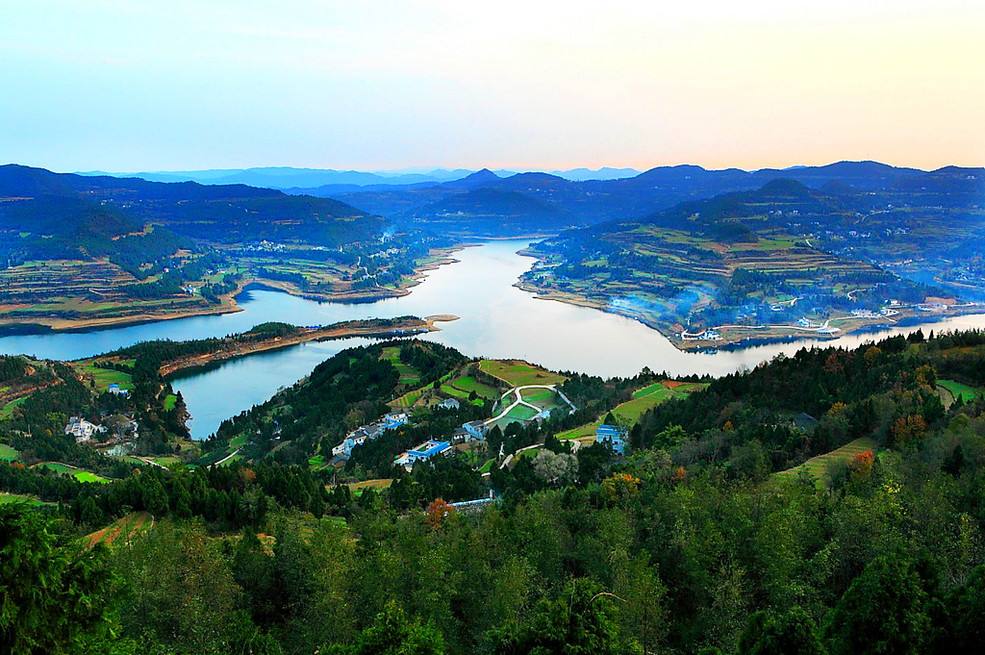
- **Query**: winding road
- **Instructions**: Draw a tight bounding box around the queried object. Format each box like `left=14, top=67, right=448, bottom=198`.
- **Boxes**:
left=484, top=384, right=577, bottom=426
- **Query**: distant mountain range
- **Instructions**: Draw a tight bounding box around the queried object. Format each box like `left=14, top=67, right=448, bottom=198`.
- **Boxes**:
left=299, top=160, right=984, bottom=236
left=0, top=165, right=381, bottom=272
left=75, top=166, right=644, bottom=189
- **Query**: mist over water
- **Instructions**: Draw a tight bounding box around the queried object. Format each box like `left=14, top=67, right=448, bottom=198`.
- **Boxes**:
left=3, top=239, right=984, bottom=439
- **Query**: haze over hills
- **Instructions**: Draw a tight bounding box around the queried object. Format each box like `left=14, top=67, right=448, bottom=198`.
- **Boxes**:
left=308, top=160, right=985, bottom=236
left=75, top=165, right=644, bottom=190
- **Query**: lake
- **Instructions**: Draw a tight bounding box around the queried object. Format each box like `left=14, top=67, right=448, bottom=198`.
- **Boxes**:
left=3, top=239, right=984, bottom=438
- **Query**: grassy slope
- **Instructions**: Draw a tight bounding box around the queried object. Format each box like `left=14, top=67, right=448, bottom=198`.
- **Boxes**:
left=557, top=380, right=706, bottom=441
left=479, top=360, right=566, bottom=387
left=938, top=379, right=982, bottom=403
left=0, top=443, right=19, bottom=461
left=775, top=437, right=877, bottom=488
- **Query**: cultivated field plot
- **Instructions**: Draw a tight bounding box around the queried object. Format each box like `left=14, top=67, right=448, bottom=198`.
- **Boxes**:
left=0, top=259, right=136, bottom=303
left=86, top=512, right=154, bottom=548
left=479, top=360, right=566, bottom=387
left=775, top=437, right=877, bottom=488
left=441, top=373, right=500, bottom=406
left=33, top=461, right=111, bottom=484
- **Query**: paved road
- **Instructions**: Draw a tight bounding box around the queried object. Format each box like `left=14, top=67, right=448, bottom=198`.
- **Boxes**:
left=484, top=384, right=577, bottom=426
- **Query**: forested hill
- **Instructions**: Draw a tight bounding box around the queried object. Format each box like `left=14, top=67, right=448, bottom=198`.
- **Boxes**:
left=0, top=164, right=383, bottom=246
left=516, top=175, right=985, bottom=347
left=4, top=330, right=985, bottom=653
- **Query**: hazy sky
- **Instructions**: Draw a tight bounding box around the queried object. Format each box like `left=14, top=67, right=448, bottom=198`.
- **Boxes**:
left=2, top=0, right=983, bottom=172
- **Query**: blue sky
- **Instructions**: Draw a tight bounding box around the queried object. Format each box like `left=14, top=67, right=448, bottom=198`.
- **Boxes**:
left=1, top=0, right=983, bottom=172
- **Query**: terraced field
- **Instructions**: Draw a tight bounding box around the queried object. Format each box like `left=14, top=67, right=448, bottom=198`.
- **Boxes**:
left=85, top=512, right=154, bottom=548
left=381, top=346, right=422, bottom=385
left=775, top=437, right=877, bottom=488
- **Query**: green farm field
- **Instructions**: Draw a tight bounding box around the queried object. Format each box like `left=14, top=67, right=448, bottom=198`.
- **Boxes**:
left=479, top=360, right=566, bottom=387
left=0, top=443, right=20, bottom=461
left=34, top=461, right=111, bottom=484
left=76, top=362, right=133, bottom=392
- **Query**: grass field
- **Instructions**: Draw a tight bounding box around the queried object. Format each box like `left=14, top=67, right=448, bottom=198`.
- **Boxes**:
left=0, top=443, right=19, bottom=461
left=85, top=512, right=153, bottom=548
left=0, top=396, right=27, bottom=419
left=0, top=492, right=47, bottom=506
left=76, top=362, right=133, bottom=392
left=381, top=347, right=422, bottom=385
left=520, top=388, right=559, bottom=406
left=162, top=393, right=178, bottom=411
left=775, top=437, right=877, bottom=488
left=938, top=379, right=982, bottom=403
left=479, top=360, right=566, bottom=387
left=346, top=478, right=393, bottom=496
left=443, top=374, right=499, bottom=399
left=34, top=461, right=111, bottom=484
left=505, top=404, right=540, bottom=421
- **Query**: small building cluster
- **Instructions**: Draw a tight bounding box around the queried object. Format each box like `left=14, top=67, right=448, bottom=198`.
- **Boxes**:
left=65, top=413, right=139, bottom=453
left=65, top=416, right=106, bottom=443
left=331, top=411, right=410, bottom=460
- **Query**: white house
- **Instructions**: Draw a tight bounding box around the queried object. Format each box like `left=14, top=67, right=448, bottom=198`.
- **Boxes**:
left=65, top=416, right=105, bottom=443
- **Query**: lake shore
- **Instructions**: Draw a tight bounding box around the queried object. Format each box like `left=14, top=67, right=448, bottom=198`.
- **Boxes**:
left=514, top=276, right=985, bottom=352
left=157, top=314, right=458, bottom=377
left=0, top=246, right=467, bottom=335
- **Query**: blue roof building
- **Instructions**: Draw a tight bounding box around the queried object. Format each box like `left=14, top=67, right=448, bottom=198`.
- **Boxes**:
left=394, top=439, right=452, bottom=470
left=596, top=424, right=628, bottom=455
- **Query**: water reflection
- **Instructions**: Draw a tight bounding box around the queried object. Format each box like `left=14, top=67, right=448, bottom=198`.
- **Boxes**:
left=2, top=239, right=983, bottom=438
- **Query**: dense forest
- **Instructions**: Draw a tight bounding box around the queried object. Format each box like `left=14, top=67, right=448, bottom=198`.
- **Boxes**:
left=2, top=330, right=985, bottom=654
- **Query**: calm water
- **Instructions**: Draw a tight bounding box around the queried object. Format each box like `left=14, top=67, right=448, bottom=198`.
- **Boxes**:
left=3, top=240, right=985, bottom=438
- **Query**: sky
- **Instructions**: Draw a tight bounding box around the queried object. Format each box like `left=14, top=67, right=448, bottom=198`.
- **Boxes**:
left=1, top=0, right=983, bottom=172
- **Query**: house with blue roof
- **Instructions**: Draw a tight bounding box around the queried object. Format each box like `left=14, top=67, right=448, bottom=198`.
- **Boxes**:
left=596, top=424, right=628, bottom=455
left=107, top=383, right=130, bottom=397
left=394, top=439, right=452, bottom=471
